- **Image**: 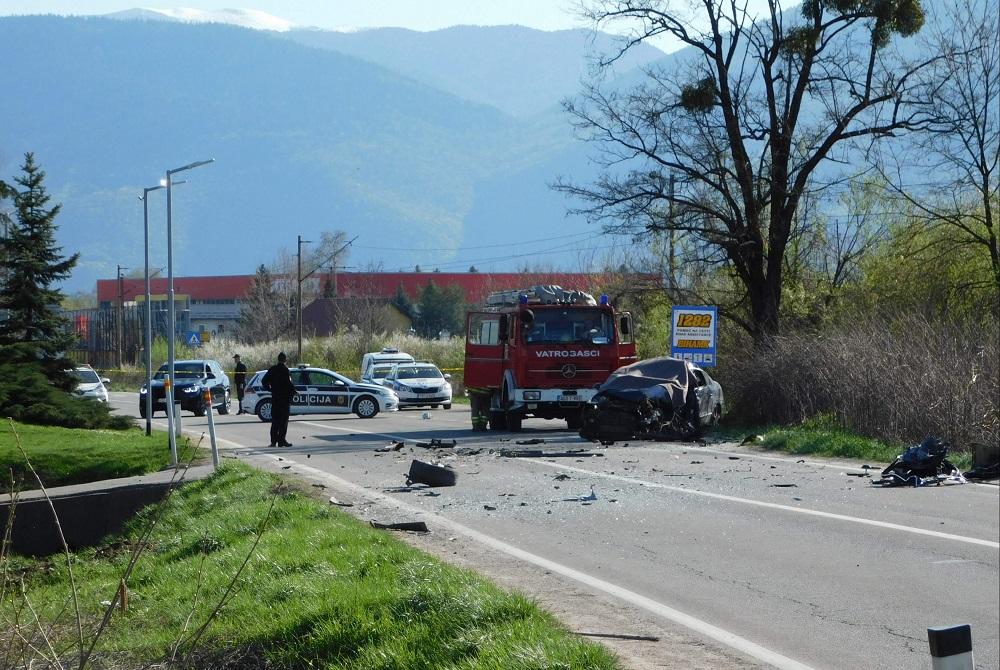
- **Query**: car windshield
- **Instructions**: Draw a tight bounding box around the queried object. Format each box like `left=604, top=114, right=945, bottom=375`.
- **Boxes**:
left=394, top=366, right=443, bottom=380
left=524, top=308, right=615, bottom=345
left=71, top=369, right=100, bottom=383
left=370, top=365, right=393, bottom=379
left=154, top=362, right=207, bottom=380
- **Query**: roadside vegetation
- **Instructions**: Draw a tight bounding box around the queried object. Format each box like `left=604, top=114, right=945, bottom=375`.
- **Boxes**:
left=0, top=420, right=191, bottom=494
left=2, top=463, right=620, bottom=670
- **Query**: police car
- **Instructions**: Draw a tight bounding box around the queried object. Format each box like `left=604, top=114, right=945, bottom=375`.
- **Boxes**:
left=381, top=362, right=452, bottom=409
left=241, top=365, right=399, bottom=421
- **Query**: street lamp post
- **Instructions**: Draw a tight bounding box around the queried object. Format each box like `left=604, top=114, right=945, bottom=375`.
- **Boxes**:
left=165, top=158, right=214, bottom=466
left=140, top=185, right=164, bottom=436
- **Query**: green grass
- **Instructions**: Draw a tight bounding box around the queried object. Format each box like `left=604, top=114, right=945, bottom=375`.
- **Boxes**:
left=717, top=416, right=973, bottom=470
left=6, top=463, right=620, bottom=669
left=0, top=421, right=198, bottom=494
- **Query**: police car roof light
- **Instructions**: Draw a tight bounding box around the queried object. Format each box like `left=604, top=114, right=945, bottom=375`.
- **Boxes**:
left=600, top=294, right=609, bottom=305
left=381, top=347, right=399, bottom=353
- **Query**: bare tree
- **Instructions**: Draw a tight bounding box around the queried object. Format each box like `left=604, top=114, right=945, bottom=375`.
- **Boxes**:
left=558, top=0, right=940, bottom=341
left=880, top=0, right=999, bottom=294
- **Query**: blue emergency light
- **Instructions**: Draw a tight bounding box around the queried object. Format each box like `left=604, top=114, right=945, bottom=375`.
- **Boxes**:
left=600, top=294, right=609, bottom=305
left=519, top=294, right=529, bottom=305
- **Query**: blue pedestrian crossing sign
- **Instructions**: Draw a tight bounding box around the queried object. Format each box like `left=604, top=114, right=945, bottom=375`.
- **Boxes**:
left=185, top=331, right=202, bottom=346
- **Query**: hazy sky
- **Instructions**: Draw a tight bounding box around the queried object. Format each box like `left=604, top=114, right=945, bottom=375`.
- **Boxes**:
left=0, top=1, right=592, bottom=32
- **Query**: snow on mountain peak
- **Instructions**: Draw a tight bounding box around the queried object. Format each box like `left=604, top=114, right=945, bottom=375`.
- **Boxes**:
left=133, top=7, right=295, bottom=32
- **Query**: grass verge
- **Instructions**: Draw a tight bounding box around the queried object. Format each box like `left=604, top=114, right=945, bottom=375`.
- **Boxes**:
left=0, top=420, right=197, bottom=494
left=5, top=463, right=620, bottom=669
left=716, top=416, right=973, bottom=471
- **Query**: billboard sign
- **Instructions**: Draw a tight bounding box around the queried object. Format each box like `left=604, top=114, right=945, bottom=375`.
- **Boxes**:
left=670, top=305, right=718, bottom=367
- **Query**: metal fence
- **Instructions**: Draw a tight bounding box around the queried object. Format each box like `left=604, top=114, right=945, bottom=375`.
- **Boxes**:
left=63, top=305, right=163, bottom=369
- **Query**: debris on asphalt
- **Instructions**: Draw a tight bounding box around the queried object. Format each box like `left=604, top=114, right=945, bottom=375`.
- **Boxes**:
left=421, top=412, right=431, bottom=419
left=874, top=436, right=966, bottom=487
left=311, top=483, right=326, bottom=488
left=577, top=632, right=661, bottom=642
left=421, top=491, right=441, bottom=497
left=845, top=472, right=870, bottom=478
left=553, top=473, right=571, bottom=481
left=328, top=496, right=354, bottom=507
left=691, top=460, right=703, bottom=464
left=415, top=438, right=457, bottom=449
left=483, top=504, right=497, bottom=511
left=499, top=448, right=604, bottom=458
left=728, top=456, right=740, bottom=460
left=370, top=520, right=429, bottom=532
left=563, top=485, right=597, bottom=502
left=770, top=483, right=798, bottom=488
left=456, top=447, right=483, bottom=456
left=515, top=438, right=546, bottom=445
left=405, top=459, right=457, bottom=487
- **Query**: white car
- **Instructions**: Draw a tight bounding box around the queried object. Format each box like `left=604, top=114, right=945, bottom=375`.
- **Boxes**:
left=241, top=365, right=399, bottom=421
left=381, top=362, right=452, bottom=409
left=70, top=365, right=110, bottom=402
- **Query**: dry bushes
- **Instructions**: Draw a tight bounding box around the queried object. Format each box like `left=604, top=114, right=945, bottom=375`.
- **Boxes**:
left=721, top=314, right=999, bottom=453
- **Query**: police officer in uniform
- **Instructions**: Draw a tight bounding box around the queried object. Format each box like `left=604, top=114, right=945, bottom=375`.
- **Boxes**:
left=233, top=354, right=248, bottom=414
left=261, top=352, right=294, bottom=447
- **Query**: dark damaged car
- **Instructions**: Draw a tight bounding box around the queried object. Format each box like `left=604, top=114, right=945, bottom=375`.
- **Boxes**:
left=579, top=356, right=724, bottom=444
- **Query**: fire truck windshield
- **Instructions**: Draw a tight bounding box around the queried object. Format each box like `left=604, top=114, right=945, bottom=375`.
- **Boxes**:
left=524, top=308, right=614, bottom=345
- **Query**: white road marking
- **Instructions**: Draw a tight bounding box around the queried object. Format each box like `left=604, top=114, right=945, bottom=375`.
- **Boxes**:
left=524, top=459, right=1000, bottom=549
left=246, top=447, right=816, bottom=670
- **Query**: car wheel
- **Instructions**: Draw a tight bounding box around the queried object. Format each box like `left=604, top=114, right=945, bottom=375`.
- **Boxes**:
left=430, top=404, right=439, bottom=409
left=218, top=390, right=231, bottom=415
left=139, top=403, right=147, bottom=418
left=193, top=406, right=206, bottom=417
left=442, top=403, right=451, bottom=410
left=354, top=395, right=379, bottom=419
left=256, top=399, right=273, bottom=423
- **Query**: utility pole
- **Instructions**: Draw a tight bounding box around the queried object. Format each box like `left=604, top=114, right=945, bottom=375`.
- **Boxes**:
left=667, top=174, right=677, bottom=300
left=117, top=264, right=128, bottom=369
left=297, top=234, right=357, bottom=361
left=296, top=234, right=311, bottom=363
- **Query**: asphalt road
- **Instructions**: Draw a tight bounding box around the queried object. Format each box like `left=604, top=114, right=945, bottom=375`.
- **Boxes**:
left=109, top=392, right=1000, bottom=670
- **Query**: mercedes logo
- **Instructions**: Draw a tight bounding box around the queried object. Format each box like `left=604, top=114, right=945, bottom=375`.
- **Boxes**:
left=561, top=364, right=577, bottom=379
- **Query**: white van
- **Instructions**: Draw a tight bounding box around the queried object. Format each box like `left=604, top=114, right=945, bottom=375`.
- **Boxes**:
left=360, top=347, right=414, bottom=382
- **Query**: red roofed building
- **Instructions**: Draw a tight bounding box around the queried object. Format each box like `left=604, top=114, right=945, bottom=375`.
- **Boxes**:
left=97, top=271, right=655, bottom=337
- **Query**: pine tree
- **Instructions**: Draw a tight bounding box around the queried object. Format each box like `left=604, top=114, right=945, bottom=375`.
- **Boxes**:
left=0, top=153, right=79, bottom=387
left=235, top=264, right=286, bottom=343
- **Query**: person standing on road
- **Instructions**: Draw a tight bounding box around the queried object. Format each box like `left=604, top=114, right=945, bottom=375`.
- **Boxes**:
left=261, top=352, right=294, bottom=447
left=233, top=354, right=248, bottom=414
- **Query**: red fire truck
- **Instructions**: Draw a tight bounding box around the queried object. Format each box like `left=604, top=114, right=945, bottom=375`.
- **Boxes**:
left=464, top=285, right=637, bottom=431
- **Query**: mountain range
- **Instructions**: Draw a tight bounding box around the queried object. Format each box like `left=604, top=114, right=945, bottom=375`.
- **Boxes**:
left=0, top=13, right=667, bottom=292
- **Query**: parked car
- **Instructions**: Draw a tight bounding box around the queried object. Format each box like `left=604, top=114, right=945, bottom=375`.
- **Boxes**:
left=360, top=347, right=414, bottom=382
left=381, top=362, right=452, bottom=409
left=366, top=363, right=396, bottom=386
left=242, top=365, right=399, bottom=421
left=69, top=365, right=110, bottom=403
left=579, top=356, right=724, bottom=444
left=139, top=359, right=231, bottom=417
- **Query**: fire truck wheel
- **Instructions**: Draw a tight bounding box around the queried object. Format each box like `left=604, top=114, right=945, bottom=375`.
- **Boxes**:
left=506, top=412, right=522, bottom=432
left=488, top=411, right=508, bottom=430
